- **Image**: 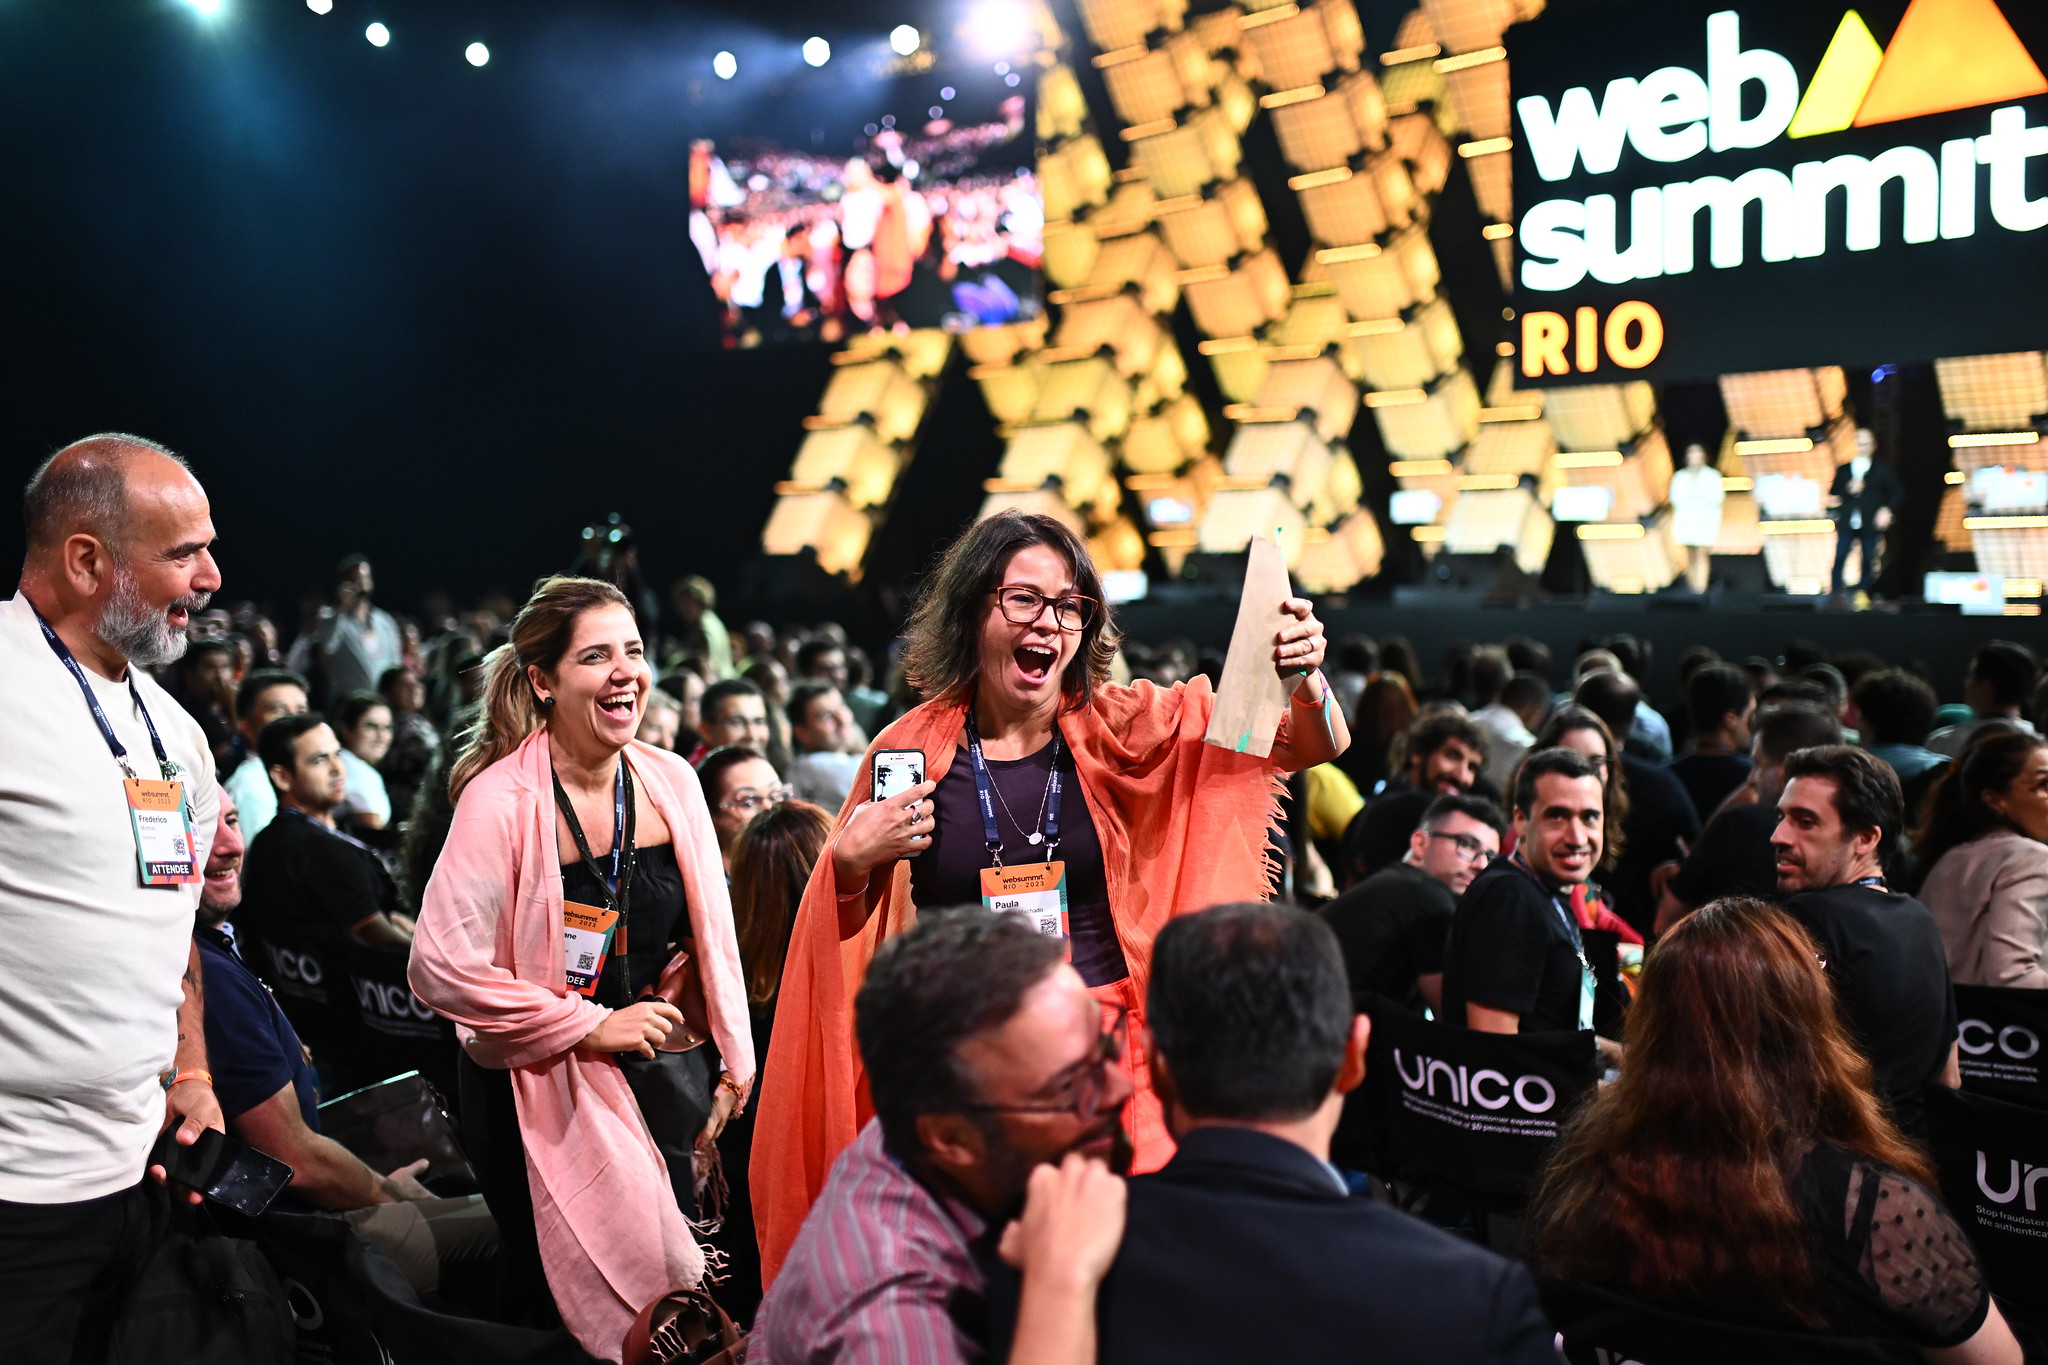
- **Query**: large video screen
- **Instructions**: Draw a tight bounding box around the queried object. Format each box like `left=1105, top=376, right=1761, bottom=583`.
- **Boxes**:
left=689, top=47, right=1041, bottom=348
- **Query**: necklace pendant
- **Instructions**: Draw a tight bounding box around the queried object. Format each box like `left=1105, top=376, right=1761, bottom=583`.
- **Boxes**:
left=1026, top=832, right=1044, bottom=845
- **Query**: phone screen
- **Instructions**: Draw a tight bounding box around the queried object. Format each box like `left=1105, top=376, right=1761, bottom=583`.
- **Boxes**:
left=872, top=750, right=926, bottom=804
left=152, top=1127, right=295, bottom=1217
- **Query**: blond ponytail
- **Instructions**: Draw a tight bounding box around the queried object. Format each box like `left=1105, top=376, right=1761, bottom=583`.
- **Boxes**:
left=447, top=575, right=631, bottom=801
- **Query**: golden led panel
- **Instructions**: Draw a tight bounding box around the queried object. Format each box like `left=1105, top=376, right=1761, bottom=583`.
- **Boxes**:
left=1155, top=179, right=1267, bottom=267
left=1031, top=355, right=1135, bottom=442
left=788, top=425, right=901, bottom=510
left=1542, top=381, right=1656, bottom=451
left=1445, top=486, right=1553, bottom=573
left=1442, top=60, right=1511, bottom=140
left=818, top=360, right=926, bottom=442
left=1342, top=295, right=1462, bottom=390
left=1371, top=368, right=1481, bottom=459
left=763, top=490, right=871, bottom=577
left=1252, top=356, right=1360, bottom=443
left=1041, top=221, right=1101, bottom=289
left=972, top=359, right=1043, bottom=427
left=1037, top=64, right=1090, bottom=143
left=1083, top=231, right=1182, bottom=314
left=1052, top=294, right=1164, bottom=377
left=1198, top=485, right=1308, bottom=555
left=1935, top=353, right=2048, bottom=431
left=1420, top=0, right=1516, bottom=57
left=1182, top=247, right=1290, bottom=337
left=1718, top=368, right=1847, bottom=440
left=1463, top=146, right=1514, bottom=223
left=1580, top=511, right=1683, bottom=593
left=1076, top=0, right=1172, bottom=52
left=1271, top=292, right=1351, bottom=351
left=1101, top=47, right=1192, bottom=126
left=1296, top=172, right=1391, bottom=247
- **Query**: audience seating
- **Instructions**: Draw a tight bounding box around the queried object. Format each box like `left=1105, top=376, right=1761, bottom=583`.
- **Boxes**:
left=1360, top=1002, right=1598, bottom=1214
left=1922, top=1083, right=2048, bottom=1319
left=1541, top=1280, right=1919, bottom=1365
left=1952, top=986, right=2048, bottom=1112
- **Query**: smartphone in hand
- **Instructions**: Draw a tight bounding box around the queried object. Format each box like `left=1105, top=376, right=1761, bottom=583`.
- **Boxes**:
left=149, top=1127, right=294, bottom=1217
left=872, top=749, right=928, bottom=857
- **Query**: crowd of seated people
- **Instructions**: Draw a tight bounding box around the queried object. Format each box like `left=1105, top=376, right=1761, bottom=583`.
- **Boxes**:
left=46, top=478, right=2048, bottom=1365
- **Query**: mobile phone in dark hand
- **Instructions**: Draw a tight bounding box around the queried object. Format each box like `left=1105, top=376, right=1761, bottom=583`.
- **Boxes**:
left=148, top=1127, right=294, bottom=1217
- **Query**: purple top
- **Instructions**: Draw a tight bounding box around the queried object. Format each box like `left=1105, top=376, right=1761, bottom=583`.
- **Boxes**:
left=910, top=726, right=1129, bottom=987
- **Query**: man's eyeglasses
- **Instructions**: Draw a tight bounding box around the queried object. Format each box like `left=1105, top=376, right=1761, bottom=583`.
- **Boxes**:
left=953, top=1001, right=1128, bottom=1122
left=719, top=785, right=792, bottom=816
left=1427, top=830, right=1496, bottom=865
left=990, top=586, right=1099, bottom=634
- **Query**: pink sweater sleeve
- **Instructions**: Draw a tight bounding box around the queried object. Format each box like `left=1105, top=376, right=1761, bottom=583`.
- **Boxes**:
left=409, top=780, right=609, bottom=1070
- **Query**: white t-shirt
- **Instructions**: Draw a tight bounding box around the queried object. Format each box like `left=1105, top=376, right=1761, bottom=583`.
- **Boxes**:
left=337, top=747, right=392, bottom=826
left=0, top=593, right=218, bottom=1203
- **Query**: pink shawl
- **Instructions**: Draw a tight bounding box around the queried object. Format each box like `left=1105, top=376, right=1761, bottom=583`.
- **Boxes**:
left=409, top=730, right=754, bottom=1363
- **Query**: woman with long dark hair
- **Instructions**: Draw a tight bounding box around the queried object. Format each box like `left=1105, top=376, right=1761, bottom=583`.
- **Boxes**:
left=1914, top=729, right=2048, bottom=988
left=752, top=509, right=1346, bottom=1283
left=1534, top=897, right=2021, bottom=1360
left=715, top=798, right=835, bottom=1326
left=409, top=576, right=753, bottom=1358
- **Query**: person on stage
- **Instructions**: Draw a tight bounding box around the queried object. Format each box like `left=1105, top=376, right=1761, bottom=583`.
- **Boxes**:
left=750, top=511, right=1347, bottom=1284
left=408, top=576, right=753, bottom=1360
left=1668, top=442, right=1724, bottom=595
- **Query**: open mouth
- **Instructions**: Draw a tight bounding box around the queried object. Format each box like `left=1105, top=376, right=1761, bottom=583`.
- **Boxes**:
left=1012, top=644, right=1057, bottom=686
left=598, top=690, right=637, bottom=719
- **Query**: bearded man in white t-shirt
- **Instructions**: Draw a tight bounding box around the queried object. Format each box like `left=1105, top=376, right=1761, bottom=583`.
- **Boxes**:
left=0, top=433, right=226, bottom=1362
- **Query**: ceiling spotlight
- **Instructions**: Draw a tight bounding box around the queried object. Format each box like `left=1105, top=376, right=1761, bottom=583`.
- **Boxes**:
left=961, top=0, right=1035, bottom=59
left=184, top=0, right=225, bottom=15
left=365, top=21, right=390, bottom=46
left=802, top=36, right=830, bottom=67
left=712, top=50, right=737, bottom=80
left=889, top=24, right=921, bottom=56
left=306, top=0, right=331, bottom=13
left=465, top=42, right=489, bottom=66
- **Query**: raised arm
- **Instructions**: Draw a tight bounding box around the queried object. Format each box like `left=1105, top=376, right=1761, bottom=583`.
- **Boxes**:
left=1270, top=598, right=1349, bottom=772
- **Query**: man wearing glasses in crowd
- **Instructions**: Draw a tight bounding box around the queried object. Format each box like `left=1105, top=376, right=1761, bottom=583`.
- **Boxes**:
left=1321, top=794, right=1505, bottom=1016
left=754, top=907, right=1128, bottom=1365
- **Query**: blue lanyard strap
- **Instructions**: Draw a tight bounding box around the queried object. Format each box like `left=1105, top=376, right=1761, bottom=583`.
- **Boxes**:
left=963, top=714, right=1063, bottom=869
left=1510, top=852, right=1592, bottom=969
left=33, top=605, right=176, bottom=781
left=551, top=758, right=631, bottom=901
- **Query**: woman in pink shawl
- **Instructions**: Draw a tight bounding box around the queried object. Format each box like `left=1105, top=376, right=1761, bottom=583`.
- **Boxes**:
left=410, top=576, right=753, bottom=1362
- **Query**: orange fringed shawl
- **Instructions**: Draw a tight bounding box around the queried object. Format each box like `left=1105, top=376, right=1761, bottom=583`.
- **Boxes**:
left=750, top=677, right=1288, bottom=1286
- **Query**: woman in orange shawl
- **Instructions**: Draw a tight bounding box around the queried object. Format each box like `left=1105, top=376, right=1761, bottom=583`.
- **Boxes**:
left=752, top=511, right=1348, bottom=1283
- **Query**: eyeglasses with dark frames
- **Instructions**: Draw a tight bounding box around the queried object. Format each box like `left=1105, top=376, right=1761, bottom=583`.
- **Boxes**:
left=990, top=585, right=1099, bottom=633
left=1426, top=830, right=1496, bottom=865
left=953, top=1001, right=1128, bottom=1121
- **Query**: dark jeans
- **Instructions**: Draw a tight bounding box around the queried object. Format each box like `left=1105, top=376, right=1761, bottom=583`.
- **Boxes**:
left=0, top=1181, right=166, bottom=1365
left=1832, top=519, right=1881, bottom=593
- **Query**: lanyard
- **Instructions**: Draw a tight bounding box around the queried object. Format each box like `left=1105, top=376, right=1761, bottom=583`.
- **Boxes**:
left=963, top=714, right=1062, bottom=869
left=1509, top=853, right=1594, bottom=978
left=33, top=606, right=177, bottom=782
left=553, top=759, right=633, bottom=900
left=1854, top=875, right=1888, bottom=890
left=279, top=805, right=378, bottom=857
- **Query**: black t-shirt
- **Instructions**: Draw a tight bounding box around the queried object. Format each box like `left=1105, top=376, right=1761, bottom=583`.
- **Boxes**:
left=1340, top=783, right=1434, bottom=885
left=1667, top=801, right=1783, bottom=908
left=1321, top=861, right=1456, bottom=1014
left=1785, top=883, right=1958, bottom=1136
left=909, top=729, right=1128, bottom=987
left=239, top=809, right=403, bottom=1063
left=562, top=841, right=687, bottom=1008
left=1441, top=858, right=1590, bottom=1033
left=1607, top=756, right=1700, bottom=934
left=1666, top=750, right=1752, bottom=824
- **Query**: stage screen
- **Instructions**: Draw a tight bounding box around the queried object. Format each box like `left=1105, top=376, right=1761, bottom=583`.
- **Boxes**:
left=689, top=44, right=1040, bottom=348
left=1507, top=0, right=2048, bottom=384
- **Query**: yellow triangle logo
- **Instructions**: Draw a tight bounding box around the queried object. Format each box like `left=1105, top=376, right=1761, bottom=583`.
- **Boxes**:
left=1790, top=10, right=1885, bottom=137
left=1853, top=0, right=2048, bottom=126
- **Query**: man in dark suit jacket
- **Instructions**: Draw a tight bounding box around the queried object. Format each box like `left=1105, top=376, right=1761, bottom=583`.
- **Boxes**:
left=1090, top=902, right=1555, bottom=1364
left=1828, top=427, right=1903, bottom=597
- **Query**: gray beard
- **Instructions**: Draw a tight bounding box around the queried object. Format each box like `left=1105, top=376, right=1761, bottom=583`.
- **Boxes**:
left=95, top=562, right=205, bottom=668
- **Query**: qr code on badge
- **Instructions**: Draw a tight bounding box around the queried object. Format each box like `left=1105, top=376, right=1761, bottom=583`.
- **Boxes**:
left=577, top=952, right=597, bottom=972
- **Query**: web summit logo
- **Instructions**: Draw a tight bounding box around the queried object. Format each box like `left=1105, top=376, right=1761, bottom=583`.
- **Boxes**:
left=1517, top=0, right=2048, bottom=299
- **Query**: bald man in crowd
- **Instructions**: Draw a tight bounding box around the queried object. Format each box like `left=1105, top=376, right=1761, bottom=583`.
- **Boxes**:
left=0, top=434, right=227, bottom=1361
